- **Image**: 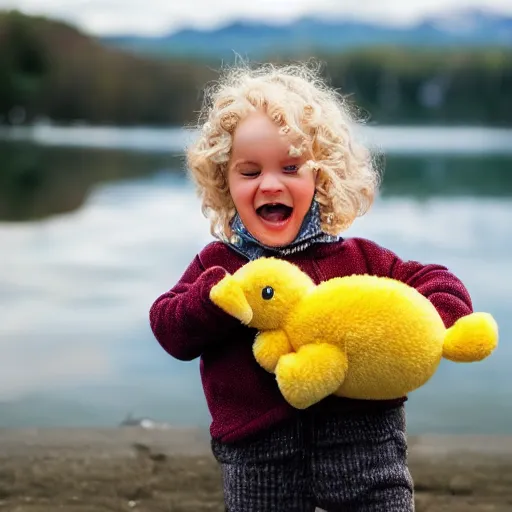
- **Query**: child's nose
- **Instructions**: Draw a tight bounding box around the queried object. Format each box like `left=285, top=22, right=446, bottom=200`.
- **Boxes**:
left=259, top=172, right=283, bottom=193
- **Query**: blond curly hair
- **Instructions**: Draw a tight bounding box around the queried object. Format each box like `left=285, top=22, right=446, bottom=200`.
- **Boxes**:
left=186, top=61, right=381, bottom=240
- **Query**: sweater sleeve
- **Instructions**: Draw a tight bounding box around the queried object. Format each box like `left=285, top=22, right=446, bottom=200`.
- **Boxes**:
left=355, top=238, right=473, bottom=328
left=149, top=254, right=242, bottom=361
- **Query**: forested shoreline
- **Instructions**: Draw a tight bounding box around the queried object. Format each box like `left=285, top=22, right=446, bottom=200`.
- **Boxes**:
left=1, top=11, right=511, bottom=127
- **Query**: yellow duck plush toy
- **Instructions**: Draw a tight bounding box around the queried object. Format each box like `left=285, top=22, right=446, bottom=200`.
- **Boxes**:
left=210, top=257, right=498, bottom=410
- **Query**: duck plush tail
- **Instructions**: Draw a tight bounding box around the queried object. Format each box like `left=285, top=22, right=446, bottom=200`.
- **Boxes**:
left=442, top=312, right=498, bottom=362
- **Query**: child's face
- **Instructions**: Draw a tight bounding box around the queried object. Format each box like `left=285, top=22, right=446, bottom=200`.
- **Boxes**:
left=227, top=111, right=316, bottom=247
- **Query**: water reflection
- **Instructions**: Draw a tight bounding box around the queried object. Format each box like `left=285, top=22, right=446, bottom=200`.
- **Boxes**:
left=1, top=142, right=511, bottom=223
left=383, top=155, right=512, bottom=198
left=0, top=142, right=182, bottom=221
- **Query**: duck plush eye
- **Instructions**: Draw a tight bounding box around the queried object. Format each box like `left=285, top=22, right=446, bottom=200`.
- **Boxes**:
left=261, top=286, right=274, bottom=300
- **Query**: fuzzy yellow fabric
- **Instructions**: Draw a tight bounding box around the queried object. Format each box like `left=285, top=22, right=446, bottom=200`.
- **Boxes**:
left=210, top=274, right=254, bottom=326
left=210, top=257, right=499, bottom=410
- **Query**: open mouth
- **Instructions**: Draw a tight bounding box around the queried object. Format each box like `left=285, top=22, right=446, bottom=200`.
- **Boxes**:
left=256, top=203, right=293, bottom=223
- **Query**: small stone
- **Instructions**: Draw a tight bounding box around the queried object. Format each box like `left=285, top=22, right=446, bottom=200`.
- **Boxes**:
left=128, top=500, right=137, bottom=508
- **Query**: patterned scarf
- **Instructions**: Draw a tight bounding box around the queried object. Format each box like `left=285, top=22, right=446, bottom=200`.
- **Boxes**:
left=226, top=198, right=341, bottom=260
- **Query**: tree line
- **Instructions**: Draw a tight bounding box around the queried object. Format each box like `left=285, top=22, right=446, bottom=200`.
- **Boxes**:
left=1, top=11, right=511, bottom=127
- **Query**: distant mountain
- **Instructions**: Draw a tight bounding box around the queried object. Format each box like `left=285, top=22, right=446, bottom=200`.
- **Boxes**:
left=101, top=9, right=512, bottom=59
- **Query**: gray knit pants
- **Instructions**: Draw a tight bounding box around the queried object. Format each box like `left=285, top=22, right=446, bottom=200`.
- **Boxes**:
left=211, top=406, right=414, bottom=512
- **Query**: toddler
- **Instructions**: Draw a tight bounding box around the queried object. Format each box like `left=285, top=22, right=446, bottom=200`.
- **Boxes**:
left=150, top=62, right=473, bottom=511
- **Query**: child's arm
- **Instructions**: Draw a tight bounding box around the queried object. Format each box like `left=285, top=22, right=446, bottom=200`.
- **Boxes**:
left=149, top=254, right=242, bottom=361
left=355, top=238, right=473, bottom=328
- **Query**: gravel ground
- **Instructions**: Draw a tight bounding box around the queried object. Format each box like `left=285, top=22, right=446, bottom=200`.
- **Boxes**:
left=0, top=428, right=511, bottom=511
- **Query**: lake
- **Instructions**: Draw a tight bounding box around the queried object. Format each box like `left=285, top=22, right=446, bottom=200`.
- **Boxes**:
left=0, top=125, right=511, bottom=434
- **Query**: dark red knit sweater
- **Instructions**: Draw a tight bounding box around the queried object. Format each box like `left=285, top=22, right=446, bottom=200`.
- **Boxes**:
left=149, top=238, right=473, bottom=443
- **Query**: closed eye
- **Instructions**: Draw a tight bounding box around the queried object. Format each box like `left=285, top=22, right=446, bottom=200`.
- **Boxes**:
left=283, top=164, right=299, bottom=173
left=241, top=170, right=260, bottom=177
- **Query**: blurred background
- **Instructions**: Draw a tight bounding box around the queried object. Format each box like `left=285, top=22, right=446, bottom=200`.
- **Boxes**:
left=0, top=0, right=511, bottom=433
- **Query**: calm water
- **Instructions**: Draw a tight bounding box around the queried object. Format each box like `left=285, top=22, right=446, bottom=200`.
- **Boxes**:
left=0, top=126, right=511, bottom=434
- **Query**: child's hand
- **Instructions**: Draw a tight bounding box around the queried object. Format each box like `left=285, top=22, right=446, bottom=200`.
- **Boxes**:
left=150, top=262, right=246, bottom=361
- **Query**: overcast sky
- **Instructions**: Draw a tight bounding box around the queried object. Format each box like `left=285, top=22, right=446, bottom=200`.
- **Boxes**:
left=1, top=0, right=511, bottom=35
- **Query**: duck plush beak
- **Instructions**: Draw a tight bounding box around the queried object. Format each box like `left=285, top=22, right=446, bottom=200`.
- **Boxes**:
left=210, top=274, right=253, bottom=325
